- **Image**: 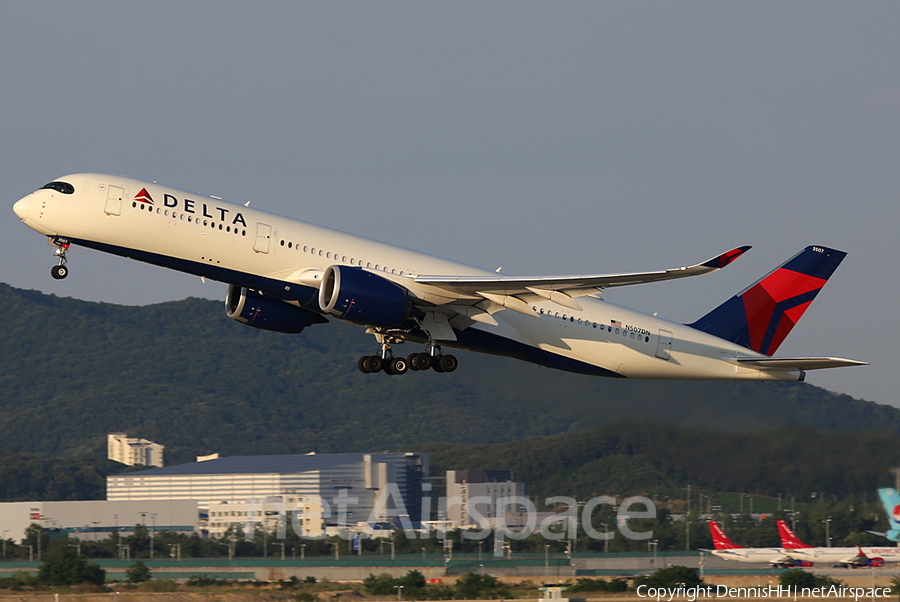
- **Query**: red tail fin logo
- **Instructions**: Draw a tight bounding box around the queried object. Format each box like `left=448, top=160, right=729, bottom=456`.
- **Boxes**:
left=709, top=521, right=742, bottom=550
left=742, top=270, right=825, bottom=355
left=777, top=519, right=812, bottom=549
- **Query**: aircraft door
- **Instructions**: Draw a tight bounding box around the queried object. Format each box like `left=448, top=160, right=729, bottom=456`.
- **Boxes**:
left=253, top=223, right=272, bottom=253
left=104, top=185, right=124, bottom=216
left=655, top=329, right=673, bottom=360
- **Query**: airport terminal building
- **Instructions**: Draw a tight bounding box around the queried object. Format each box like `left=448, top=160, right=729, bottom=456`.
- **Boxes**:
left=0, top=499, right=197, bottom=542
left=106, top=452, right=428, bottom=537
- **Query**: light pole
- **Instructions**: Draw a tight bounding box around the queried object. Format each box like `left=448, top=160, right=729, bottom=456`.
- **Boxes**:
left=220, top=540, right=234, bottom=561
left=824, top=517, right=832, bottom=547
left=544, top=544, right=549, bottom=575
left=301, top=543, right=306, bottom=561
left=394, top=585, right=404, bottom=601
left=685, top=519, right=690, bottom=552
left=276, top=542, right=285, bottom=561
left=150, top=514, right=157, bottom=559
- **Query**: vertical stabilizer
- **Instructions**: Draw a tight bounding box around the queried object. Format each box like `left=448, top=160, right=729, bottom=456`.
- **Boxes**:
left=709, top=520, right=743, bottom=550
left=777, top=519, right=813, bottom=549
left=689, top=246, right=846, bottom=356
left=878, top=488, right=900, bottom=542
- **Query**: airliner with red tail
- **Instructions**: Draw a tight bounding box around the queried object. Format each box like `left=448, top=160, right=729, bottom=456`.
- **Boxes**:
left=708, top=521, right=798, bottom=567
left=13, top=174, right=867, bottom=377
left=778, top=520, right=897, bottom=567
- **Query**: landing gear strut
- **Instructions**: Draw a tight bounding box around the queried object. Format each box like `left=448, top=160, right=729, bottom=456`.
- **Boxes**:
left=358, top=332, right=409, bottom=375
left=49, top=237, right=70, bottom=280
left=357, top=334, right=457, bottom=375
left=407, top=342, right=458, bottom=373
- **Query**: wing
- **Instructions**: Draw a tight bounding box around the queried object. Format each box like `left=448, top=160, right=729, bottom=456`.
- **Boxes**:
left=414, top=246, right=751, bottom=317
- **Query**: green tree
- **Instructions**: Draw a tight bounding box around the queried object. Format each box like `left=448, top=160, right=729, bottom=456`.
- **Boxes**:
left=634, top=566, right=705, bottom=589
left=454, top=572, right=511, bottom=599
left=779, top=570, right=840, bottom=589
left=363, top=573, right=397, bottom=596
left=125, top=560, right=151, bottom=584
left=36, top=545, right=105, bottom=586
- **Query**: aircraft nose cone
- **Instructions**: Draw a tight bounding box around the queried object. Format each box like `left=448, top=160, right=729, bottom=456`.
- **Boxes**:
left=13, top=196, right=31, bottom=220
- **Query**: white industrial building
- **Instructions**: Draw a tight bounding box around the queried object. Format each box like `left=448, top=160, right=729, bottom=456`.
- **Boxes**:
left=108, top=433, right=165, bottom=468
left=445, top=469, right=527, bottom=530
left=0, top=500, right=197, bottom=542
left=107, top=452, right=428, bottom=536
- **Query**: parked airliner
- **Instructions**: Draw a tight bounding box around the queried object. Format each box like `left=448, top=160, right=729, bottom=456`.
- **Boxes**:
left=707, top=521, right=800, bottom=567
left=13, top=174, right=866, bottom=377
left=778, top=520, right=897, bottom=567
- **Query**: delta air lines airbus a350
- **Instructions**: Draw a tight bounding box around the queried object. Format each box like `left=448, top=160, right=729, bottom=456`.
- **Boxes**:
left=13, top=174, right=866, bottom=378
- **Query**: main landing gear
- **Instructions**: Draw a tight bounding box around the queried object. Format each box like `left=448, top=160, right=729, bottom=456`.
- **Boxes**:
left=358, top=338, right=458, bottom=376
left=49, top=237, right=70, bottom=280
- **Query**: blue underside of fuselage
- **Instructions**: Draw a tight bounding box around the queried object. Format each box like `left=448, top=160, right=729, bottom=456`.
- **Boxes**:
left=71, top=237, right=624, bottom=378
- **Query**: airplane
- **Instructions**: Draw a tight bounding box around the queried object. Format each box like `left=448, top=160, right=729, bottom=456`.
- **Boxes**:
left=12, top=174, right=867, bottom=377
left=707, top=520, right=801, bottom=567
left=777, top=519, right=896, bottom=567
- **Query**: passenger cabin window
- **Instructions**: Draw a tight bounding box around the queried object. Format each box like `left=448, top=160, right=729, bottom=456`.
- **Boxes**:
left=41, top=181, right=75, bottom=194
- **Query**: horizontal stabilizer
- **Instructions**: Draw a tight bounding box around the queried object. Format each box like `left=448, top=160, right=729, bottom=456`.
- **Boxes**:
left=731, top=356, right=868, bottom=371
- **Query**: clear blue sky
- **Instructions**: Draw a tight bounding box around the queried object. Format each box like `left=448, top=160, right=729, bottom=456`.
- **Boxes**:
left=2, top=2, right=896, bottom=405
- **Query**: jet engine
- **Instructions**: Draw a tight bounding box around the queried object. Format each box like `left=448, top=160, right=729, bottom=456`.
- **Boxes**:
left=225, top=285, right=321, bottom=333
left=318, top=265, right=411, bottom=328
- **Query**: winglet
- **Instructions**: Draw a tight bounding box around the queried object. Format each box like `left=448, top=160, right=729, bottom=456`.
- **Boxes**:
left=701, top=246, right=752, bottom=270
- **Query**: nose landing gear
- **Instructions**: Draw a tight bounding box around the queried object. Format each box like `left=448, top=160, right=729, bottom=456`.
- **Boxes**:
left=49, top=237, right=70, bottom=280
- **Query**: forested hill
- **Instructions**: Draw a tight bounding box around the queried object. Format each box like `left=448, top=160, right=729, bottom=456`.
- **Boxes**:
left=422, top=422, right=900, bottom=500
left=0, top=282, right=896, bottom=465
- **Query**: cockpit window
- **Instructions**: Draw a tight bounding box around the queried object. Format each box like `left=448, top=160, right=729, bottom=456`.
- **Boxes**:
left=41, top=181, right=75, bottom=194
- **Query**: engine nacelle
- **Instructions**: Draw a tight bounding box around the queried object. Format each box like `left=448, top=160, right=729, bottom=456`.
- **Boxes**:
left=318, top=265, right=410, bottom=328
left=225, top=285, right=318, bottom=333
left=867, top=557, right=884, bottom=567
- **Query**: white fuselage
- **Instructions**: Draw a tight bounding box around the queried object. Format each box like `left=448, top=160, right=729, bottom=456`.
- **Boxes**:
left=13, top=174, right=801, bottom=380
left=711, top=548, right=793, bottom=565
left=784, top=547, right=900, bottom=566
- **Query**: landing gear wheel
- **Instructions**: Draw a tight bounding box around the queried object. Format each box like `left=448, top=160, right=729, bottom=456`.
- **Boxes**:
left=389, top=357, right=409, bottom=375
left=417, top=353, right=433, bottom=370
left=363, top=355, right=384, bottom=373
left=437, top=354, right=458, bottom=373
left=51, top=265, right=68, bottom=280
left=358, top=356, right=372, bottom=373
left=408, top=352, right=432, bottom=371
